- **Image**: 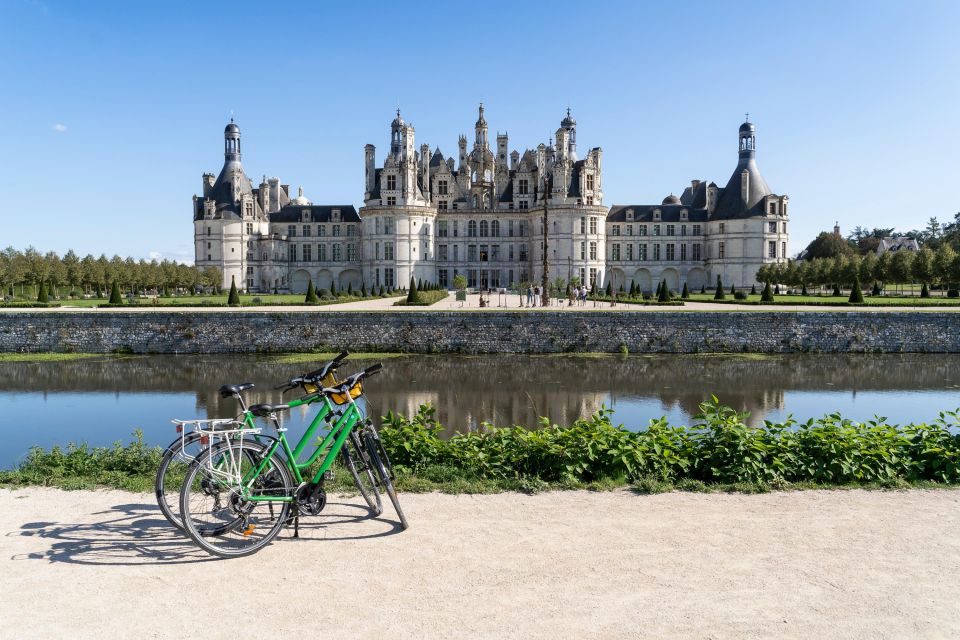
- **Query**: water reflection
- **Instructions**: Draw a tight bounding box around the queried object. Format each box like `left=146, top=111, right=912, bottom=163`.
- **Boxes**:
left=1, top=353, right=958, bottom=468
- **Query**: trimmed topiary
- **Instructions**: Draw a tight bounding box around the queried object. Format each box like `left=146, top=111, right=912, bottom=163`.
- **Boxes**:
left=849, top=276, right=864, bottom=303
left=109, top=280, right=122, bottom=304
left=750, top=284, right=757, bottom=296
left=37, top=281, right=49, bottom=303
left=406, top=276, right=420, bottom=304
left=761, top=281, right=774, bottom=303
left=305, top=279, right=319, bottom=304
left=657, top=280, right=670, bottom=302
left=801, top=284, right=808, bottom=296
left=714, top=275, right=725, bottom=300
left=605, top=281, right=613, bottom=297
left=681, top=282, right=689, bottom=299
left=832, top=284, right=842, bottom=297
left=872, top=282, right=882, bottom=296
left=920, top=283, right=930, bottom=298
left=227, top=276, right=240, bottom=305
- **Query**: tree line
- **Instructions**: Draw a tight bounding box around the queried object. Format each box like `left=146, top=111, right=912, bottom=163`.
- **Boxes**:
left=758, top=243, right=960, bottom=295
left=0, top=247, right=221, bottom=298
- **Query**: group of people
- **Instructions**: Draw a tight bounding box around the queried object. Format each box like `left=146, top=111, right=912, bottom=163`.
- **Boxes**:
left=522, top=284, right=592, bottom=308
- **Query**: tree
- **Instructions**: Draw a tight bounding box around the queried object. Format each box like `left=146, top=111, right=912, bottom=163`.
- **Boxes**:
left=227, top=276, right=240, bottom=305
left=761, top=281, right=774, bottom=303
left=347, top=282, right=353, bottom=296
left=934, top=244, right=957, bottom=289
left=849, top=275, right=864, bottom=303
left=36, top=280, right=48, bottom=303
left=911, top=247, right=935, bottom=290
left=889, top=250, right=914, bottom=295
left=605, top=280, right=613, bottom=297
left=714, top=275, right=725, bottom=300
left=657, top=279, right=670, bottom=302
left=109, top=280, right=122, bottom=304
left=453, top=274, right=467, bottom=291
left=406, top=276, right=420, bottom=304
left=305, top=279, right=319, bottom=304
left=802, top=231, right=855, bottom=260
left=330, top=280, right=338, bottom=297
left=680, top=282, right=689, bottom=299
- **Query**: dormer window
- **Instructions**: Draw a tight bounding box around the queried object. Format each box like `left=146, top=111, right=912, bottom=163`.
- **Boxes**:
left=302, top=209, right=310, bottom=222
left=386, top=175, right=397, bottom=191
left=680, top=209, right=688, bottom=221
left=653, top=209, right=661, bottom=221
left=332, top=209, right=341, bottom=222
left=768, top=201, right=777, bottom=215
left=626, top=209, right=634, bottom=221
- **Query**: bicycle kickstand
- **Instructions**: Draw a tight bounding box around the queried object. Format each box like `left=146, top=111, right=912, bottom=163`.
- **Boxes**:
left=293, top=513, right=300, bottom=538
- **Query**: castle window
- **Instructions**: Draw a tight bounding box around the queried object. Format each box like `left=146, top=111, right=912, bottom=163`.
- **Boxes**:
left=468, top=220, right=477, bottom=237
left=589, top=217, right=598, bottom=234
left=332, top=225, right=341, bottom=237
left=467, top=245, right=477, bottom=261
left=302, top=225, right=311, bottom=237
left=438, top=220, right=448, bottom=237
left=287, top=225, right=296, bottom=237
left=491, top=220, right=500, bottom=237
left=768, top=202, right=776, bottom=215
left=509, top=221, right=515, bottom=237
left=769, top=241, right=777, bottom=258
left=653, top=244, right=661, bottom=261
left=386, top=197, right=396, bottom=206
left=289, top=245, right=297, bottom=261
left=518, top=179, right=529, bottom=195
left=347, top=225, right=357, bottom=237
left=387, top=175, right=397, bottom=190
left=247, top=266, right=253, bottom=275
left=639, top=244, right=647, bottom=260
left=384, top=242, right=394, bottom=260
left=612, top=244, right=621, bottom=261
left=666, top=244, right=675, bottom=261
left=680, top=209, right=688, bottom=220
left=681, top=244, right=687, bottom=260
left=692, top=243, right=701, bottom=260
left=347, top=244, right=357, bottom=261
left=332, top=245, right=341, bottom=261
left=479, top=245, right=488, bottom=262
left=480, top=220, right=489, bottom=237
left=439, top=244, right=448, bottom=260
left=303, top=244, right=312, bottom=261
left=437, top=180, right=448, bottom=195
left=653, top=210, right=661, bottom=221
left=519, top=220, right=528, bottom=237
left=639, top=225, right=647, bottom=237
left=719, top=242, right=725, bottom=259
left=782, top=222, right=787, bottom=233
left=626, top=224, right=633, bottom=236
left=580, top=217, right=586, bottom=234
left=519, top=245, right=527, bottom=262
left=518, top=200, right=528, bottom=210
left=384, top=218, right=395, bottom=234
left=384, top=268, right=394, bottom=288
left=586, top=197, right=594, bottom=206
left=719, top=223, right=725, bottom=234
left=666, top=224, right=675, bottom=236
left=332, top=209, right=341, bottom=222
left=207, top=242, right=211, bottom=249
left=438, top=200, right=448, bottom=210
left=681, top=225, right=687, bottom=237
left=375, top=242, right=380, bottom=260
left=627, top=244, right=634, bottom=261
left=626, top=210, right=634, bottom=221
left=782, top=242, right=787, bottom=258
left=206, top=226, right=211, bottom=236
left=769, top=221, right=777, bottom=233
left=653, top=225, right=661, bottom=237
left=246, top=223, right=253, bottom=234
left=245, top=203, right=253, bottom=217
left=319, top=244, right=327, bottom=261
left=589, top=242, right=597, bottom=260
left=580, top=241, right=586, bottom=260
left=693, top=224, right=702, bottom=235
left=586, top=174, right=595, bottom=191
left=612, top=225, right=620, bottom=236
left=302, top=209, right=310, bottom=222
left=318, top=224, right=326, bottom=237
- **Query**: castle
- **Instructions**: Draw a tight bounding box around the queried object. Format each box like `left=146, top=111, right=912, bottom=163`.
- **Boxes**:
left=193, top=107, right=789, bottom=294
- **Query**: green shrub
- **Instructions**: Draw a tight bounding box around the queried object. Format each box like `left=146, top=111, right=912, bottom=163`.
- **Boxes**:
left=733, top=290, right=747, bottom=300
left=305, top=279, right=319, bottom=304
left=760, top=281, right=774, bottom=303
left=849, top=275, right=865, bottom=303
left=921, top=283, right=930, bottom=298
left=36, top=281, right=49, bottom=303
left=227, top=277, right=240, bottom=305
left=714, top=276, right=725, bottom=300
left=109, top=281, right=122, bottom=304
left=406, top=276, right=420, bottom=304
left=680, top=283, right=689, bottom=299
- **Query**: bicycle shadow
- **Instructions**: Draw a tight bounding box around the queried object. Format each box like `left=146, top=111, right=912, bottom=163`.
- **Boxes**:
left=9, top=499, right=403, bottom=565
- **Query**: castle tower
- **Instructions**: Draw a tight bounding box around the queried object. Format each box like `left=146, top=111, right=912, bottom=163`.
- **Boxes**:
left=474, top=103, right=488, bottom=150
left=561, top=108, right=577, bottom=160
left=364, top=144, right=376, bottom=199
left=224, top=118, right=241, bottom=163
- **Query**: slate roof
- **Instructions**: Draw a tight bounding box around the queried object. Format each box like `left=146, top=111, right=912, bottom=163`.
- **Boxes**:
left=606, top=204, right=709, bottom=223
left=270, top=204, right=360, bottom=223
left=710, top=156, right=773, bottom=220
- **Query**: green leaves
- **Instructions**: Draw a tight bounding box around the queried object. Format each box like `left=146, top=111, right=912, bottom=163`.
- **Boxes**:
left=377, top=400, right=960, bottom=487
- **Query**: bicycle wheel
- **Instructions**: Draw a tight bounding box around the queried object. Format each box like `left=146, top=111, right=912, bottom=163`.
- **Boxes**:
left=180, top=439, right=293, bottom=559
left=364, top=431, right=409, bottom=530
left=155, top=432, right=206, bottom=531
left=341, top=432, right=382, bottom=516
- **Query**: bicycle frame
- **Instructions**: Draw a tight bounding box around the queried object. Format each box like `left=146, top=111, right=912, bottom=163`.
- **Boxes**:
left=239, top=393, right=366, bottom=502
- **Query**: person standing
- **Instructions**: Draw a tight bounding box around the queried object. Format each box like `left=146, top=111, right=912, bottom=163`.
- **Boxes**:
left=526, top=285, right=533, bottom=307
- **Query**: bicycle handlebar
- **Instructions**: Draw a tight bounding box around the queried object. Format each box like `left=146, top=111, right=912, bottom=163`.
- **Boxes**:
left=273, top=351, right=351, bottom=392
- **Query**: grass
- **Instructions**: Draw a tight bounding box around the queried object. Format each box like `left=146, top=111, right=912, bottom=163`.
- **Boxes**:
left=0, top=353, right=121, bottom=362
left=267, top=352, right=412, bottom=364
left=686, top=293, right=960, bottom=307
left=1, top=293, right=404, bottom=308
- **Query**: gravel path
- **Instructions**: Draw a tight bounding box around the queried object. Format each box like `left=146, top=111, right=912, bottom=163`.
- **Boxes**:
left=1, top=487, right=958, bottom=639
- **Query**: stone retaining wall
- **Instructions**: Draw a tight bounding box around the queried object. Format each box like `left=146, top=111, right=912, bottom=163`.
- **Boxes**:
left=0, top=311, right=957, bottom=354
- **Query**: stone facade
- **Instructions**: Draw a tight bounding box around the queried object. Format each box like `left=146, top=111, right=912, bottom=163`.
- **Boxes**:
left=194, top=109, right=788, bottom=294
left=2, top=312, right=958, bottom=355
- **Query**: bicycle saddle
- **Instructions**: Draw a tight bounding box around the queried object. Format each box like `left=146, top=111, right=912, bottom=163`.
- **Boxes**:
left=219, top=383, right=255, bottom=398
left=249, top=403, right=290, bottom=417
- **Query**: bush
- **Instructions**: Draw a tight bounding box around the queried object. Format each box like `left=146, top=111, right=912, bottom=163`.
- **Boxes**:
left=948, top=289, right=959, bottom=298
left=921, top=283, right=930, bottom=298
left=36, top=281, right=49, bottom=303
left=733, top=290, right=748, bottom=300
left=714, top=276, right=725, bottom=300
left=760, top=281, right=774, bottom=303
left=406, top=276, right=420, bottom=304
left=109, top=281, right=122, bottom=304
left=680, top=282, right=689, bottom=299
left=227, top=277, right=240, bottom=305
left=849, top=275, right=865, bottom=303
left=305, top=279, right=319, bottom=304
left=872, top=282, right=882, bottom=296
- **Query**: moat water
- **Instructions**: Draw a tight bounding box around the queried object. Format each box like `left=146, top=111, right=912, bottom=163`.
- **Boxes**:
left=1, top=353, right=959, bottom=468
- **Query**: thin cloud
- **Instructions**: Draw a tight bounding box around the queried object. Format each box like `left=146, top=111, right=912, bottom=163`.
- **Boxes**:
left=52, top=123, right=67, bottom=133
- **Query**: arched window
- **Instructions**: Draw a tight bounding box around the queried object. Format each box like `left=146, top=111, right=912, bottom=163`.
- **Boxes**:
left=491, top=220, right=500, bottom=237
left=472, top=195, right=479, bottom=208
left=480, top=220, right=489, bottom=237
left=468, top=220, right=477, bottom=237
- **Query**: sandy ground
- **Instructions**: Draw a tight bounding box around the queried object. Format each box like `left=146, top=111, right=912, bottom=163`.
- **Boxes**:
left=1, top=488, right=959, bottom=640
left=1, top=293, right=957, bottom=313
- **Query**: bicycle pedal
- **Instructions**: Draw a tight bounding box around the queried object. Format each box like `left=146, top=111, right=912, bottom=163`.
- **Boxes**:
left=323, top=470, right=335, bottom=481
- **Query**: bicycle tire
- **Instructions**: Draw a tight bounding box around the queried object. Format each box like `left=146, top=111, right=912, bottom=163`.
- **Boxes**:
left=341, top=432, right=383, bottom=516
left=364, top=432, right=409, bottom=530
left=180, top=439, right=293, bottom=559
left=155, top=432, right=204, bottom=531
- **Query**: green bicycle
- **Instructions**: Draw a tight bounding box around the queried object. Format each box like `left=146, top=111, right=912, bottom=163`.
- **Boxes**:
left=179, top=363, right=406, bottom=558
left=156, top=352, right=381, bottom=531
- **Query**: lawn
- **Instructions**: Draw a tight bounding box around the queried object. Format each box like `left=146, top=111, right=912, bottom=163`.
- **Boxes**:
left=686, top=293, right=960, bottom=306
left=1, top=293, right=402, bottom=308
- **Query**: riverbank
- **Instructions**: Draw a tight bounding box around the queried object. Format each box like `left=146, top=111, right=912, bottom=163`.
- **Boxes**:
left=2, top=309, right=960, bottom=354
left=1, top=486, right=957, bottom=639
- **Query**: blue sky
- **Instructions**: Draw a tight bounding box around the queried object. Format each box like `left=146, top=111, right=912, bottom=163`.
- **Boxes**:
left=2, top=0, right=958, bottom=262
